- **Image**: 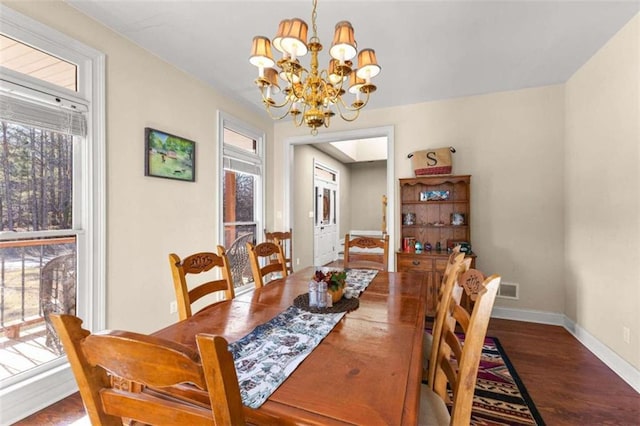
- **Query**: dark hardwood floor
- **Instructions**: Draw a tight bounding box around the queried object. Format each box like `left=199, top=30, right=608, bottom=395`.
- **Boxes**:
left=14, top=319, right=640, bottom=425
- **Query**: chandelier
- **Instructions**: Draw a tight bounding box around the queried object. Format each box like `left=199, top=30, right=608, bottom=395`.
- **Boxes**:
left=249, top=0, right=381, bottom=135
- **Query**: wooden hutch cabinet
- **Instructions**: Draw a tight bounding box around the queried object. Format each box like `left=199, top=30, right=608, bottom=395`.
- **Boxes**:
left=396, top=175, right=476, bottom=315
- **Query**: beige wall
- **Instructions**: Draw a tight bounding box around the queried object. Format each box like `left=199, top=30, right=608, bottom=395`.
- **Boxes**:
left=565, top=14, right=640, bottom=368
left=349, top=161, right=387, bottom=232
left=276, top=85, right=566, bottom=314
left=6, top=1, right=274, bottom=333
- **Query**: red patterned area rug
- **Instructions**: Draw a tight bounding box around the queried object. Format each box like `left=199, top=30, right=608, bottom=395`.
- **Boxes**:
left=459, top=336, right=545, bottom=426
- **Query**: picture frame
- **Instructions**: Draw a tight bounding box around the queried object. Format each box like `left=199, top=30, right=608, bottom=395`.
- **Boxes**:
left=145, top=127, right=195, bottom=182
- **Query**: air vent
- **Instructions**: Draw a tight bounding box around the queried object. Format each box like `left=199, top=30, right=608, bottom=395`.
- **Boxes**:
left=497, top=282, right=519, bottom=300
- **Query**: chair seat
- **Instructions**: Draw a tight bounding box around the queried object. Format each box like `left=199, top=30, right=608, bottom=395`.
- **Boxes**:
left=423, top=332, right=433, bottom=365
left=419, top=384, right=451, bottom=426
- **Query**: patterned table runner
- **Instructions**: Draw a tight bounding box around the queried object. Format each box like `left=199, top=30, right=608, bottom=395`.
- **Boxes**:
left=229, top=268, right=378, bottom=408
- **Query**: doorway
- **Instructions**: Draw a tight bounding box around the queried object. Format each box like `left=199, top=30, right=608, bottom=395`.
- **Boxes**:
left=283, top=126, right=395, bottom=270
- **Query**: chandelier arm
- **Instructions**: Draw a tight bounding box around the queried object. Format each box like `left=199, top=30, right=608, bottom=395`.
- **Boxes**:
left=290, top=102, right=306, bottom=128
left=334, top=89, right=371, bottom=112
left=258, top=87, right=294, bottom=110
left=265, top=97, right=294, bottom=110
left=264, top=100, right=297, bottom=121
left=335, top=104, right=362, bottom=122
left=333, top=75, right=347, bottom=100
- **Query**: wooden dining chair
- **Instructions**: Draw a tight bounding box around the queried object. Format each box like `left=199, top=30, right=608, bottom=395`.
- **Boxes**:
left=422, top=249, right=468, bottom=383
left=169, top=246, right=235, bottom=321
left=50, top=314, right=288, bottom=426
left=343, top=233, right=390, bottom=271
left=419, top=273, right=501, bottom=425
left=264, top=228, right=294, bottom=274
left=459, top=267, right=486, bottom=314
left=246, top=241, right=288, bottom=288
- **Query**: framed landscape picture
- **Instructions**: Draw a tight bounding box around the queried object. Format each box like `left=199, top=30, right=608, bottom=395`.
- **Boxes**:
left=145, top=128, right=195, bottom=182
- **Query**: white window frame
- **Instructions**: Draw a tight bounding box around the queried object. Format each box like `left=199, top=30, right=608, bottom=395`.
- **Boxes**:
left=0, top=5, right=105, bottom=424
left=217, top=111, right=265, bottom=294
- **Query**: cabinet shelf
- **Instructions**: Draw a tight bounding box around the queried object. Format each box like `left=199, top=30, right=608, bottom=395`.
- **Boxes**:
left=402, top=224, right=469, bottom=229
left=401, top=200, right=469, bottom=205
left=397, top=174, right=474, bottom=316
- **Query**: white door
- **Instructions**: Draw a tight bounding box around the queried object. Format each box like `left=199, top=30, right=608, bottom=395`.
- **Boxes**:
left=313, top=163, right=338, bottom=266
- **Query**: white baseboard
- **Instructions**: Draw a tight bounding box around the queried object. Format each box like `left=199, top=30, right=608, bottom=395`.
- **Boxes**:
left=491, top=307, right=640, bottom=394
left=492, top=306, right=566, bottom=325
left=0, top=363, right=78, bottom=426
left=563, top=317, right=640, bottom=393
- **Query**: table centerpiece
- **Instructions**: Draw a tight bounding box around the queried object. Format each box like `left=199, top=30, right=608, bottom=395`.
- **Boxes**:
left=312, top=269, right=347, bottom=303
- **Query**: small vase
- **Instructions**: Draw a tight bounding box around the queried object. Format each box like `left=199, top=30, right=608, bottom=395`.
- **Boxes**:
left=329, top=286, right=345, bottom=303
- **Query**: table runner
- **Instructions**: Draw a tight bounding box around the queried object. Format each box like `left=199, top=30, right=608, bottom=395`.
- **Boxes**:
left=229, top=268, right=378, bottom=408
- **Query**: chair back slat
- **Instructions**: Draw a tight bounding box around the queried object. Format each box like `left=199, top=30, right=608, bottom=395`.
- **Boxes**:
left=343, top=233, right=389, bottom=271
left=426, top=251, right=466, bottom=386
left=82, top=331, right=206, bottom=389
left=264, top=228, right=294, bottom=274
left=169, top=247, right=235, bottom=321
left=247, top=241, right=288, bottom=288
left=100, top=389, right=214, bottom=425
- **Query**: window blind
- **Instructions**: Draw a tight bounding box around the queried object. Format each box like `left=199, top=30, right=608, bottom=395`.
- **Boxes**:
left=223, top=156, right=261, bottom=176
left=0, top=94, right=86, bottom=137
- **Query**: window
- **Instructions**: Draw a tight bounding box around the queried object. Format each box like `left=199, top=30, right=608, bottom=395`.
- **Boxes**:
left=0, top=34, right=77, bottom=91
left=0, top=5, right=104, bottom=423
left=218, top=113, right=264, bottom=293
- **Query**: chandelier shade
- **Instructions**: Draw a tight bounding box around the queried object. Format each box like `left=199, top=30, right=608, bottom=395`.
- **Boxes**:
left=356, top=49, right=381, bottom=80
left=349, top=72, right=366, bottom=95
left=249, top=0, right=381, bottom=135
left=249, top=36, right=275, bottom=71
left=272, top=19, right=291, bottom=53
left=264, top=68, right=280, bottom=93
left=280, top=18, right=309, bottom=58
left=330, top=21, right=357, bottom=62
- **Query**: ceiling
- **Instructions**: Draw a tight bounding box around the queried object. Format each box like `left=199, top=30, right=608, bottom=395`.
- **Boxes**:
left=65, top=0, right=639, bottom=118
left=313, top=137, right=389, bottom=163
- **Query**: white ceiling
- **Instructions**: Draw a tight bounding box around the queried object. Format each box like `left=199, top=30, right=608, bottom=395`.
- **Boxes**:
left=65, top=0, right=639, bottom=117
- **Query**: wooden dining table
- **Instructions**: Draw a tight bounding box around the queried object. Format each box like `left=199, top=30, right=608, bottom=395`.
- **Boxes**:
left=154, top=267, right=428, bottom=425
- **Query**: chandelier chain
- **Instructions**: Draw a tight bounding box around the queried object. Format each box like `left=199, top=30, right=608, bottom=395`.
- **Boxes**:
left=311, top=0, right=318, bottom=40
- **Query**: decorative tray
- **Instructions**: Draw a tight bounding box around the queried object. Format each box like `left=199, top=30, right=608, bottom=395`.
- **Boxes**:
left=293, top=293, right=359, bottom=314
